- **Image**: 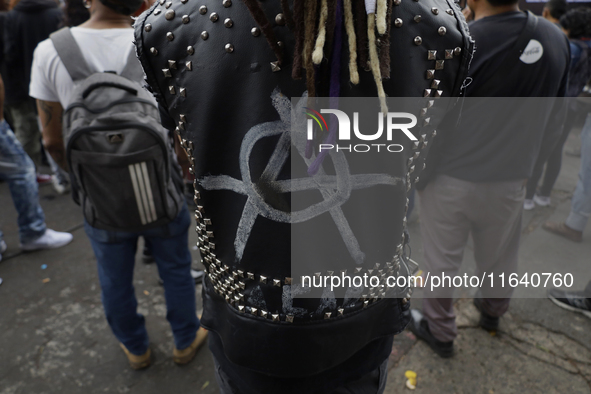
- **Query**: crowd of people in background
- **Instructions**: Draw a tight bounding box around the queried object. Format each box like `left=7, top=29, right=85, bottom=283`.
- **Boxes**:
left=0, top=0, right=84, bottom=267
left=0, top=0, right=590, bottom=391
left=525, top=3, right=591, bottom=211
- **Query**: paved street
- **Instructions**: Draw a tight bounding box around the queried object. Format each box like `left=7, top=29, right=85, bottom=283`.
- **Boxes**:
left=1, top=125, right=590, bottom=394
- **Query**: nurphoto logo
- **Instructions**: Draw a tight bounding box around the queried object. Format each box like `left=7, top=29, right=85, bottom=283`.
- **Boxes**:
left=304, top=108, right=418, bottom=153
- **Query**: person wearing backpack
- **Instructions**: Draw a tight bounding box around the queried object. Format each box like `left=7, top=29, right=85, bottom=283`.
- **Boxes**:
left=29, top=0, right=206, bottom=370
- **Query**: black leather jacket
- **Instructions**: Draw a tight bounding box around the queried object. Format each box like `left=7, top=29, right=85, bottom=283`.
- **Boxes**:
left=135, top=0, right=472, bottom=390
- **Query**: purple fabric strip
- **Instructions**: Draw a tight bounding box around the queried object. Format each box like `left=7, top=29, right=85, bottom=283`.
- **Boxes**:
left=305, top=64, right=322, bottom=159
left=308, top=0, right=344, bottom=176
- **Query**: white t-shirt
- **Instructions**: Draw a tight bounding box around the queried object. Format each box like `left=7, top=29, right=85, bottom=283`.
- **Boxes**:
left=30, top=27, right=137, bottom=108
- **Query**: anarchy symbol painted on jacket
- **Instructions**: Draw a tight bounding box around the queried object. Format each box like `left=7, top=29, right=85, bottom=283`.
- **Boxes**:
left=199, top=89, right=403, bottom=263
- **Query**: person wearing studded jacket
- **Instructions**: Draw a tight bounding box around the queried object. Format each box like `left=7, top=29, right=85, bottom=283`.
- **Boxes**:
left=134, top=0, right=473, bottom=392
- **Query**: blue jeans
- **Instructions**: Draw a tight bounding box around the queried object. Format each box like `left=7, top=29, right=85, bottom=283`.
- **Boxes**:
left=566, top=113, right=591, bottom=232
left=0, top=119, right=46, bottom=244
left=84, top=205, right=199, bottom=355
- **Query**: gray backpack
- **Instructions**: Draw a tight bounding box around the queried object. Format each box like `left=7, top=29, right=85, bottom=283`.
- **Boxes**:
left=50, top=27, right=184, bottom=232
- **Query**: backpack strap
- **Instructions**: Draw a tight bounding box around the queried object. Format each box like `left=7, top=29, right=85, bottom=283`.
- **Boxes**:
left=49, top=27, right=93, bottom=82
left=120, top=47, right=144, bottom=82
left=471, top=10, right=538, bottom=96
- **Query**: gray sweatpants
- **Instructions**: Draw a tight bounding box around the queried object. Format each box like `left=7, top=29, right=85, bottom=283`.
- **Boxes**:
left=418, top=174, right=525, bottom=342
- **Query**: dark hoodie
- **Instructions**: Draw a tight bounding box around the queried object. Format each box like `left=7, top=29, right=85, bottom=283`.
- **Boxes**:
left=3, top=0, right=62, bottom=105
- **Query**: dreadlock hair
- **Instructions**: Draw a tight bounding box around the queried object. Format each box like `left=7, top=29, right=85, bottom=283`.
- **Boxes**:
left=242, top=0, right=393, bottom=111
left=292, top=0, right=305, bottom=79
left=312, top=0, right=329, bottom=64
left=323, top=0, right=339, bottom=67
left=367, top=12, right=388, bottom=113
left=280, top=0, right=296, bottom=30
left=353, top=0, right=370, bottom=72
left=378, top=0, right=393, bottom=79
left=243, top=0, right=285, bottom=66
left=303, top=0, right=319, bottom=97
left=343, top=0, right=359, bottom=84
left=376, top=0, right=388, bottom=34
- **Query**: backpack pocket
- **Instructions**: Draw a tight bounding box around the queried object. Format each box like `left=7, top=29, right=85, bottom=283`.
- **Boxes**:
left=70, top=145, right=171, bottom=231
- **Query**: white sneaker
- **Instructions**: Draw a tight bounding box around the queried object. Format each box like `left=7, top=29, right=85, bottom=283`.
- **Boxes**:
left=51, top=175, right=70, bottom=195
left=0, top=240, right=7, bottom=262
left=20, top=229, right=73, bottom=251
left=523, top=199, right=535, bottom=210
left=533, top=194, right=551, bottom=207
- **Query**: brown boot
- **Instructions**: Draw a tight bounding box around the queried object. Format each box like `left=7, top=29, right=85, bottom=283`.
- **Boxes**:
left=173, top=327, right=208, bottom=365
left=119, top=343, right=151, bottom=370
left=542, top=222, right=583, bottom=243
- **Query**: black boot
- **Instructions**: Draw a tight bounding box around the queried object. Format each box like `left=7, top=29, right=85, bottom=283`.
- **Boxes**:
left=408, top=309, right=454, bottom=358
left=473, top=297, right=500, bottom=331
